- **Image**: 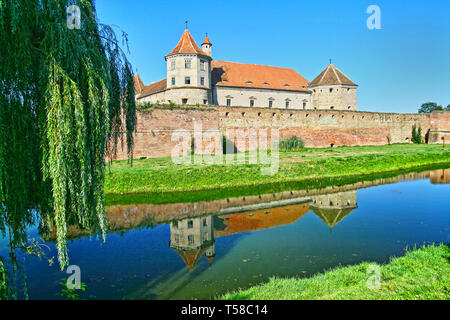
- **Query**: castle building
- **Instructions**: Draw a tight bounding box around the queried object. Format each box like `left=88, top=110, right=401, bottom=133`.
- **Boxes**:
left=134, top=28, right=358, bottom=111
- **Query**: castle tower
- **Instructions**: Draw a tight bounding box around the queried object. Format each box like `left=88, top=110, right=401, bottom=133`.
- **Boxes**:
left=201, top=33, right=212, bottom=57
left=309, top=63, right=358, bottom=111
left=165, top=28, right=212, bottom=105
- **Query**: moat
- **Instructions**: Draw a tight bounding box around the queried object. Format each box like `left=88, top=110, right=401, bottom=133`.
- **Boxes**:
left=1, top=168, right=449, bottom=300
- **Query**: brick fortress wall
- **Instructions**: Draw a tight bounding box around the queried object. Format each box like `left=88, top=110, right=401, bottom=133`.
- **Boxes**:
left=110, top=107, right=449, bottom=160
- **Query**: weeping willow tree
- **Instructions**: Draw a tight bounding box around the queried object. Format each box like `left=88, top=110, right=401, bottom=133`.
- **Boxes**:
left=0, top=0, right=136, bottom=269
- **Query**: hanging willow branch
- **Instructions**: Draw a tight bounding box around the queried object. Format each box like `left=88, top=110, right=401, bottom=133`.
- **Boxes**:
left=0, top=0, right=136, bottom=269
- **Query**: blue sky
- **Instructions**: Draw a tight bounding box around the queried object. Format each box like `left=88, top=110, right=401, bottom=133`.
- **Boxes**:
left=96, top=0, right=449, bottom=113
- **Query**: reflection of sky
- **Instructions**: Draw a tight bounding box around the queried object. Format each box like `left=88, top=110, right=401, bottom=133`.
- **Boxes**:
left=1, top=176, right=449, bottom=299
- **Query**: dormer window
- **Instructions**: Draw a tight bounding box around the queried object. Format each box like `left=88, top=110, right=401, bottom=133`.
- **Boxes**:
left=185, top=59, right=191, bottom=69
left=284, top=84, right=290, bottom=87
left=246, top=81, right=253, bottom=84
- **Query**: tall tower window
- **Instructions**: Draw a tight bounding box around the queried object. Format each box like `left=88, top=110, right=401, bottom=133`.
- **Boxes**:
left=269, top=100, right=273, bottom=108
left=185, top=77, right=191, bottom=85
left=171, top=60, right=176, bottom=70
left=200, top=77, right=205, bottom=86
left=188, top=235, right=194, bottom=245
left=171, top=77, right=175, bottom=85
left=185, top=59, right=191, bottom=69
left=200, top=60, right=206, bottom=71
left=226, top=99, right=231, bottom=106
left=187, top=220, right=193, bottom=228
left=285, top=101, right=290, bottom=108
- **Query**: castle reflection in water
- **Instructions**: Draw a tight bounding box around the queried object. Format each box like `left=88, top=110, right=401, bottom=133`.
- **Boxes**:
left=169, top=190, right=357, bottom=270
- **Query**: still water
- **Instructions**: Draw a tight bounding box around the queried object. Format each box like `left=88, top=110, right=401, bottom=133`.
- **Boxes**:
left=1, top=169, right=449, bottom=299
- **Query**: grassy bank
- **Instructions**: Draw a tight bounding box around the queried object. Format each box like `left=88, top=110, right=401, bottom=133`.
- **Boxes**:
left=220, top=244, right=450, bottom=300
left=105, top=144, right=449, bottom=202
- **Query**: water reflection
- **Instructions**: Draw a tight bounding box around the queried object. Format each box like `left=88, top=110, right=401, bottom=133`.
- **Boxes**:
left=0, top=168, right=449, bottom=299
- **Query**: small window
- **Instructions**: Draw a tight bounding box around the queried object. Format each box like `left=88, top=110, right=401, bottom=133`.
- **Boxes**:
left=182, top=98, right=188, bottom=104
left=303, top=102, right=306, bottom=109
left=329, top=88, right=333, bottom=93
left=171, top=77, right=175, bottom=85
left=188, top=235, right=194, bottom=245
left=174, top=234, right=179, bottom=243
left=187, top=220, right=193, bottom=228
left=173, top=221, right=178, bottom=228
left=203, top=99, right=208, bottom=104
left=185, top=77, right=190, bottom=85
left=330, top=106, right=334, bottom=109
left=250, top=99, right=255, bottom=107
left=200, top=77, right=205, bottom=86
left=285, top=101, right=289, bottom=109
left=200, top=60, right=206, bottom=71
left=269, top=100, right=273, bottom=108
left=202, top=218, right=207, bottom=226
left=185, top=59, right=191, bottom=69
left=171, top=60, right=176, bottom=70
left=226, top=98, right=231, bottom=106
left=348, top=106, right=351, bottom=110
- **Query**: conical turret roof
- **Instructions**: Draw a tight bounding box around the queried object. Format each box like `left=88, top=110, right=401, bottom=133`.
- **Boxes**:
left=167, top=29, right=208, bottom=56
left=202, top=34, right=212, bottom=45
left=309, top=64, right=357, bottom=87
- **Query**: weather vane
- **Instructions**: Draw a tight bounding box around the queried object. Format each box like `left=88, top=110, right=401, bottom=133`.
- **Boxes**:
left=185, top=20, right=188, bottom=29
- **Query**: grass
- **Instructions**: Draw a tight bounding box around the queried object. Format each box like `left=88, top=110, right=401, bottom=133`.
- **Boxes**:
left=220, top=244, right=450, bottom=300
left=105, top=144, right=449, bottom=204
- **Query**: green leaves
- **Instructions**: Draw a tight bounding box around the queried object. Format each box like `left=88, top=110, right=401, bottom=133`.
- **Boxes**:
left=0, top=0, right=136, bottom=270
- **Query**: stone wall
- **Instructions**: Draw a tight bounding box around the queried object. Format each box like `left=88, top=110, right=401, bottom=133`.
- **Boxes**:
left=110, top=106, right=448, bottom=160
left=429, top=111, right=450, bottom=144
left=213, top=86, right=311, bottom=110
left=311, top=85, right=357, bottom=111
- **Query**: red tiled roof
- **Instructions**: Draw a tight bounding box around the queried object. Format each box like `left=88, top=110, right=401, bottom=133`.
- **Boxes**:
left=211, top=61, right=310, bottom=92
left=202, top=34, right=212, bottom=45
left=137, top=79, right=167, bottom=98
left=309, top=64, right=357, bottom=86
left=167, top=29, right=208, bottom=56
left=133, top=73, right=145, bottom=94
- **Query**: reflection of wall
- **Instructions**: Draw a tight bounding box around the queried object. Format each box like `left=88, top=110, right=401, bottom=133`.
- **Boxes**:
left=42, top=169, right=436, bottom=242
left=429, top=168, right=450, bottom=184
left=310, top=190, right=358, bottom=228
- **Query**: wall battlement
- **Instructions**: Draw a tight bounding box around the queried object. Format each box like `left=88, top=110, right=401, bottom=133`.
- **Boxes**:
left=111, top=106, right=448, bottom=160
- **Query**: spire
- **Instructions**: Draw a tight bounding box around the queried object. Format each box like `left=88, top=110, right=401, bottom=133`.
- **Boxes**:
left=167, top=28, right=208, bottom=56
left=202, top=33, right=212, bottom=46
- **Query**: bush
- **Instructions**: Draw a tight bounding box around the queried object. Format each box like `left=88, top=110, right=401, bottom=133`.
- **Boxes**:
left=411, top=125, right=423, bottom=144
left=279, top=136, right=305, bottom=151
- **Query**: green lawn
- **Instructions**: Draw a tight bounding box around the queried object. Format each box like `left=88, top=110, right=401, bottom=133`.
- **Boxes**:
left=220, top=244, right=450, bottom=300
left=105, top=144, right=449, bottom=200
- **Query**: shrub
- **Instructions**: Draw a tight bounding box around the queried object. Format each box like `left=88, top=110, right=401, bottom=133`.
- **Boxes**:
left=411, top=125, right=423, bottom=144
left=279, top=136, right=305, bottom=151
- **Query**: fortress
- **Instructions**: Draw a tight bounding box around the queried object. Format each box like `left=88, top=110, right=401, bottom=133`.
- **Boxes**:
left=114, top=28, right=449, bottom=160
left=134, top=28, right=357, bottom=111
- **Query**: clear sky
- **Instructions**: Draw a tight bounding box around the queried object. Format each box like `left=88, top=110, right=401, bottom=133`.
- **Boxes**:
left=96, top=0, right=449, bottom=113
